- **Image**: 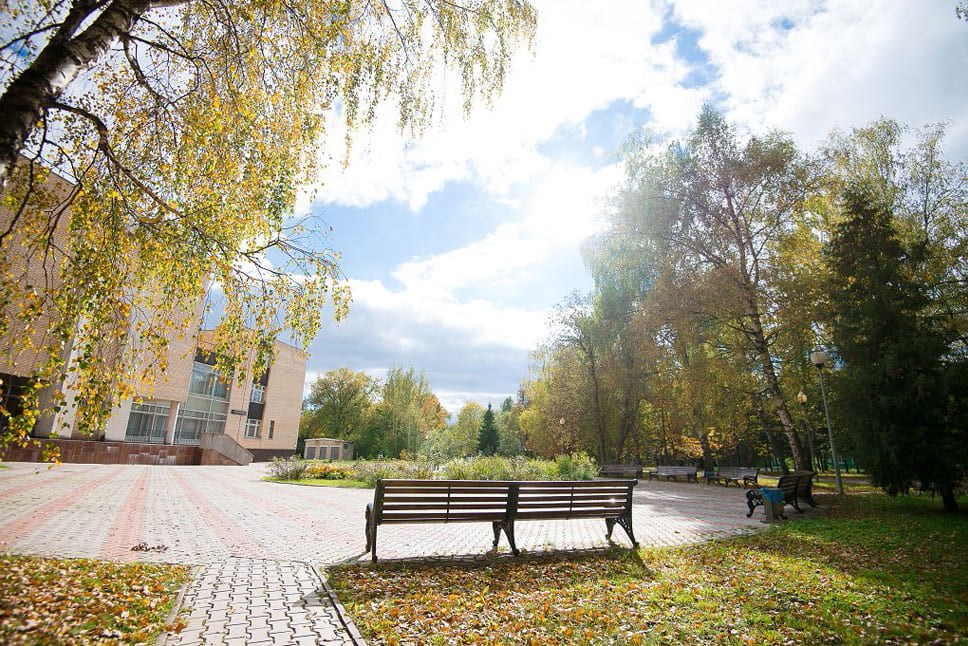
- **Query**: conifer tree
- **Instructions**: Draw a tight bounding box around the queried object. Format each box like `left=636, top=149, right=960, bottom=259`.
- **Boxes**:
left=477, top=404, right=499, bottom=456
left=826, top=183, right=963, bottom=512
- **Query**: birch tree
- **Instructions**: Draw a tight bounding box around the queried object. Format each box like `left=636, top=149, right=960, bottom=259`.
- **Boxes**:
left=0, top=1, right=536, bottom=453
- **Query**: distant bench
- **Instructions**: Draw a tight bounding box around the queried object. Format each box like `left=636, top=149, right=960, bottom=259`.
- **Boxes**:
left=646, top=466, right=698, bottom=482
left=600, top=464, right=642, bottom=478
left=746, top=471, right=817, bottom=518
left=705, top=467, right=759, bottom=488
left=364, top=479, right=639, bottom=562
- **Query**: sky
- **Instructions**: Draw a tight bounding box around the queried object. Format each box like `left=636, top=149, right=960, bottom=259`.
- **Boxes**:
left=297, top=0, right=968, bottom=415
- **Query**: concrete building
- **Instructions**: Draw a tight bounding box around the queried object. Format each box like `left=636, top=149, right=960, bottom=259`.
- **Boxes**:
left=1, top=161, right=306, bottom=465
left=303, top=438, right=354, bottom=461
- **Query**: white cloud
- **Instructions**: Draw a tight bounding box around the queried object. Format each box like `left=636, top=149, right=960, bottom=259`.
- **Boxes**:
left=669, top=0, right=968, bottom=153
left=313, top=0, right=671, bottom=210
left=300, top=1, right=968, bottom=415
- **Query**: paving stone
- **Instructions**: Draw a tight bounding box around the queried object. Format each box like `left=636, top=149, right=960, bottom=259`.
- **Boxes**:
left=0, top=461, right=802, bottom=645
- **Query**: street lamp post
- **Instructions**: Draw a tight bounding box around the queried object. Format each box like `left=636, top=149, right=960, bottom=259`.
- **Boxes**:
left=809, top=348, right=844, bottom=495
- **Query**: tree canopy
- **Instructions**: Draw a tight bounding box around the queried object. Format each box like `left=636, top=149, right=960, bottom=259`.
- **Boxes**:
left=0, top=0, right=536, bottom=452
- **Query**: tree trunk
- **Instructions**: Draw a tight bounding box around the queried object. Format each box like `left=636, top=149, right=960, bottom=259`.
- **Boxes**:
left=698, top=432, right=714, bottom=472
left=940, top=483, right=960, bottom=513
left=745, top=302, right=807, bottom=470
left=0, top=0, right=163, bottom=190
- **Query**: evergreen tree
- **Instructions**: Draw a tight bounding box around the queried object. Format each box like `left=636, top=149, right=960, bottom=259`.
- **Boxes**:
left=477, top=404, right=499, bottom=456
left=826, top=183, right=963, bottom=512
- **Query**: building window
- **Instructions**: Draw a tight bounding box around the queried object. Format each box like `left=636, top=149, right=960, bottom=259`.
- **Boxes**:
left=244, top=418, right=261, bottom=438
left=124, top=401, right=171, bottom=444
left=173, top=409, right=226, bottom=445
left=0, top=373, right=30, bottom=434
left=188, top=362, right=230, bottom=400
left=175, top=361, right=231, bottom=445
left=249, top=383, right=265, bottom=404
left=268, top=420, right=274, bottom=439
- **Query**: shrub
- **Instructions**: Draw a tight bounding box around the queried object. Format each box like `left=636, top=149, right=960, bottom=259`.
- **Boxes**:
left=268, top=456, right=308, bottom=480
left=553, top=452, right=600, bottom=480
left=304, top=463, right=353, bottom=480
left=440, top=455, right=593, bottom=481
left=350, top=462, right=401, bottom=486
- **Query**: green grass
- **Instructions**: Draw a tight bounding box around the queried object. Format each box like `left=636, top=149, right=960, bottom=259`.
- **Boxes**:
left=263, top=476, right=371, bottom=488
left=0, top=554, right=191, bottom=644
left=328, top=493, right=968, bottom=645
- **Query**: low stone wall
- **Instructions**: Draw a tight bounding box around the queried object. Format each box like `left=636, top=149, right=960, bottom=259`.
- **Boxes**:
left=1, top=438, right=201, bottom=465
left=199, top=432, right=252, bottom=466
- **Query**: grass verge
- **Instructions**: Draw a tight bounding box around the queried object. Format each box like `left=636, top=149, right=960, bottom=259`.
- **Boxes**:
left=329, top=493, right=967, bottom=645
left=0, top=555, right=191, bottom=645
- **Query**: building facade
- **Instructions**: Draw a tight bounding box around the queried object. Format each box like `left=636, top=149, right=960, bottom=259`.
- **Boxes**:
left=1, top=161, right=306, bottom=464
left=303, top=437, right=354, bottom=461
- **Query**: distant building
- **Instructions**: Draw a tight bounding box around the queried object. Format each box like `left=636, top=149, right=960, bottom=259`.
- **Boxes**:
left=1, top=161, right=305, bottom=464
left=303, top=438, right=354, bottom=461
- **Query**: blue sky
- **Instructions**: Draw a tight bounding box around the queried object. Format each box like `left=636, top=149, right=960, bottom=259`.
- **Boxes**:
left=298, top=0, right=968, bottom=414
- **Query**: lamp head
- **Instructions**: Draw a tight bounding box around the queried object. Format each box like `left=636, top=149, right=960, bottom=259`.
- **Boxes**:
left=809, top=348, right=827, bottom=368
left=797, top=390, right=807, bottom=404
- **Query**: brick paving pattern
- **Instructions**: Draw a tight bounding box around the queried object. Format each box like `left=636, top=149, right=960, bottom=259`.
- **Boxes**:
left=0, top=461, right=802, bottom=644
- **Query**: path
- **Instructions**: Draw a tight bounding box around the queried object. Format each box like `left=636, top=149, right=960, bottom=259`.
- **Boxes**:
left=0, top=462, right=780, bottom=644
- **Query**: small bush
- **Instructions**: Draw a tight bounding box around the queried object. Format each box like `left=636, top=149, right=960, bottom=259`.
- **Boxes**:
left=304, top=463, right=352, bottom=480
left=553, top=452, right=600, bottom=480
left=440, top=455, right=595, bottom=481
left=268, top=456, right=308, bottom=480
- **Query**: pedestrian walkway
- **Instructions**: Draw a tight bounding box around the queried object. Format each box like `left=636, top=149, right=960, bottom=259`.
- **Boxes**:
left=0, top=462, right=790, bottom=644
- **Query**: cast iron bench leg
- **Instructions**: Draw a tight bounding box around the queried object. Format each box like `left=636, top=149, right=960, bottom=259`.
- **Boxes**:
left=746, top=490, right=761, bottom=518
left=606, top=515, right=639, bottom=547
left=365, top=503, right=378, bottom=562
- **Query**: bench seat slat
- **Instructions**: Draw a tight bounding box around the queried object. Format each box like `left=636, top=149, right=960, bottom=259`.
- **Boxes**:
left=381, top=495, right=510, bottom=504
left=517, top=500, right=628, bottom=509
left=380, top=514, right=507, bottom=523
left=516, top=509, right=626, bottom=520
left=382, top=502, right=509, bottom=512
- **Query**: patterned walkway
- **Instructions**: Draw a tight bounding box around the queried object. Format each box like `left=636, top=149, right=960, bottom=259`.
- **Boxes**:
left=0, top=462, right=789, bottom=644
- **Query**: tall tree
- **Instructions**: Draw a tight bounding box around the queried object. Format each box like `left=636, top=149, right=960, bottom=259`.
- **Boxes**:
left=300, top=368, right=377, bottom=443
left=477, top=403, right=498, bottom=456
left=377, top=367, right=441, bottom=457
left=617, top=106, right=813, bottom=470
left=0, top=1, right=536, bottom=453
left=826, top=183, right=964, bottom=512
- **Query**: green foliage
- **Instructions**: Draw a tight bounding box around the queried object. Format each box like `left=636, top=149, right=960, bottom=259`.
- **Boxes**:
left=439, top=454, right=596, bottom=481
left=300, top=368, right=378, bottom=446
left=423, top=401, right=483, bottom=458
left=441, top=455, right=555, bottom=481
left=330, top=493, right=968, bottom=644
left=350, top=459, right=436, bottom=487
left=826, top=182, right=965, bottom=510
left=267, top=456, right=308, bottom=480
left=374, top=367, right=447, bottom=458
left=553, top=451, right=600, bottom=480
left=0, top=555, right=191, bottom=644
left=303, top=462, right=353, bottom=480
left=477, top=404, right=499, bottom=456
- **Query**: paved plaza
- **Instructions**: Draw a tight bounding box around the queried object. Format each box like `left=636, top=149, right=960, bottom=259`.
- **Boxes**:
left=0, top=462, right=786, bottom=644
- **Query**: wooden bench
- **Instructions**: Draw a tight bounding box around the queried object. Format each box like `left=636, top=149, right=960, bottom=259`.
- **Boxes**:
left=745, top=471, right=817, bottom=518
left=600, top=464, right=642, bottom=478
left=646, top=466, right=698, bottom=482
left=364, top=479, right=638, bottom=562
left=706, top=467, right=759, bottom=488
